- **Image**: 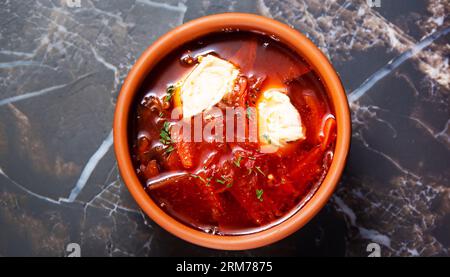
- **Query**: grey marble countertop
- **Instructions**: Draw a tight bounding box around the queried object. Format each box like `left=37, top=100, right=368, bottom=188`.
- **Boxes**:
left=0, top=0, right=448, bottom=257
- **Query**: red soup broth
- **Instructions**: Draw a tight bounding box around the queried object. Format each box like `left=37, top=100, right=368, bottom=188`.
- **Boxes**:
left=130, top=31, right=336, bottom=235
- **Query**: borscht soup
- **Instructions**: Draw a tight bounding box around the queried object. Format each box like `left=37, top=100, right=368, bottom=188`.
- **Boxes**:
left=130, top=31, right=336, bottom=235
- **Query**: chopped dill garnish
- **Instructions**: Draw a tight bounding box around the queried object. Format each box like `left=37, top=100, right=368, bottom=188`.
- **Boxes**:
left=256, top=189, right=264, bottom=202
left=246, top=107, right=253, bottom=119
left=262, top=134, right=272, bottom=144
left=160, top=121, right=174, bottom=154
left=160, top=121, right=172, bottom=145
left=216, top=176, right=232, bottom=188
left=190, top=174, right=210, bottom=186
left=165, top=145, right=174, bottom=154
left=233, top=156, right=242, bottom=167
left=255, top=166, right=266, bottom=176
left=164, top=84, right=176, bottom=102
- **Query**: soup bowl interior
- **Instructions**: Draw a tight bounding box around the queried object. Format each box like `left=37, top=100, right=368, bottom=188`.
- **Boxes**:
left=114, top=13, right=351, bottom=250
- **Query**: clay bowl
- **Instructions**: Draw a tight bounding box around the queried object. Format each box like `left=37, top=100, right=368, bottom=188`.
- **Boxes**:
left=114, top=13, right=351, bottom=250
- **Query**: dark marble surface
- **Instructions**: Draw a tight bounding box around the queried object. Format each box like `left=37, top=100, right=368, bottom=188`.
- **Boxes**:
left=0, top=0, right=448, bottom=257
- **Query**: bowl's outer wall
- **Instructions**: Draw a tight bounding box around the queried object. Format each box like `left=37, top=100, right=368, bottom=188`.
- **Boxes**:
left=114, top=13, right=351, bottom=250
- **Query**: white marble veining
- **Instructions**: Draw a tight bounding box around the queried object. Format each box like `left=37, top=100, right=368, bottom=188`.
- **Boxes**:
left=0, top=0, right=448, bottom=256
left=349, top=26, right=450, bottom=103
left=61, top=129, right=113, bottom=203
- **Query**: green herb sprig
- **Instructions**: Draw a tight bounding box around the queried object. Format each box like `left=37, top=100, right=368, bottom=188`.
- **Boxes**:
left=256, top=189, right=264, bottom=202
left=216, top=175, right=232, bottom=188
left=160, top=121, right=172, bottom=145
left=164, top=85, right=176, bottom=102
left=255, top=166, right=266, bottom=176
left=246, top=107, right=253, bottom=119
left=262, top=134, right=272, bottom=145
left=191, top=174, right=210, bottom=186
left=233, top=156, right=242, bottom=168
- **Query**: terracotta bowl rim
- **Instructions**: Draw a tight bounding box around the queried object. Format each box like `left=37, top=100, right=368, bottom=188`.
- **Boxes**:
left=113, top=13, right=351, bottom=250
